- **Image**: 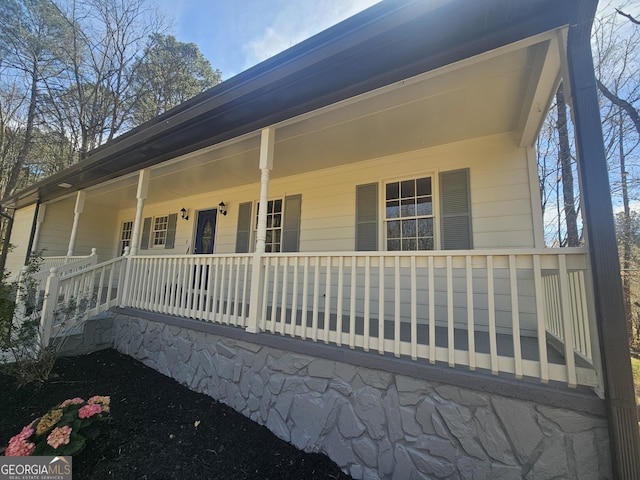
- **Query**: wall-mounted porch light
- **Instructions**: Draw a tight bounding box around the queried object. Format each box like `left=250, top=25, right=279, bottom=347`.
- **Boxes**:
left=218, top=202, right=227, bottom=216
left=180, top=208, right=189, bottom=221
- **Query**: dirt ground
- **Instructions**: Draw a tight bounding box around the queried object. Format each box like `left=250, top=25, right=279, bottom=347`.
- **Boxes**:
left=0, top=349, right=352, bottom=480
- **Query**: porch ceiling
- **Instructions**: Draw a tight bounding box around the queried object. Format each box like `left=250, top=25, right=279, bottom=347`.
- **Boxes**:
left=80, top=34, right=561, bottom=210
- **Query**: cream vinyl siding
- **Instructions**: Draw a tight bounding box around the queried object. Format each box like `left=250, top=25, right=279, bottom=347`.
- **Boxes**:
left=73, top=204, right=119, bottom=259
left=114, top=184, right=260, bottom=256
left=32, top=198, right=75, bottom=257
left=34, top=198, right=119, bottom=261
left=112, top=132, right=533, bottom=256
left=16, top=132, right=533, bottom=264
left=5, top=204, right=36, bottom=277
left=281, top=132, right=533, bottom=251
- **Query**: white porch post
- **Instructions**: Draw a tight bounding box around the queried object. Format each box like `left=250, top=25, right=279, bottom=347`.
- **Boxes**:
left=129, top=169, right=150, bottom=256
left=67, top=191, right=86, bottom=256
left=119, top=169, right=150, bottom=307
left=39, top=267, right=59, bottom=348
left=31, top=204, right=46, bottom=254
left=246, top=127, right=275, bottom=333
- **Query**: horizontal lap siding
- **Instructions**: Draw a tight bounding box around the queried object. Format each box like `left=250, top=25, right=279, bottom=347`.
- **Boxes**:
left=107, top=132, right=533, bottom=256
left=115, top=184, right=260, bottom=256
left=35, top=198, right=119, bottom=260
left=74, top=204, right=119, bottom=260
left=5, top=204, right=36, bottom=276
left=34, top=198, right=75, bottom=257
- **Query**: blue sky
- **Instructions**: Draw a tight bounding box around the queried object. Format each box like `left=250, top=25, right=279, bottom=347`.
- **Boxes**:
left=149, top=0, right=380, bottom=80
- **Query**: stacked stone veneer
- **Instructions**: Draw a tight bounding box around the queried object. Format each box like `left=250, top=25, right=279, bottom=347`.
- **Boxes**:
left=113, top=313, right=611, bottom=480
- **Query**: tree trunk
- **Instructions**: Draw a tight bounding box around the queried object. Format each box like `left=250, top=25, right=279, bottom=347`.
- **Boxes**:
left=556, top=84, right=580, bottom=246
left=3, top=58, right=39, bottom=199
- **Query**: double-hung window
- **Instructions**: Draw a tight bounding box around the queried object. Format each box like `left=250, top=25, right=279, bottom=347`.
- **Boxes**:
left=152, top=215, right=169, bottom=247
left=139, top=213, right=178, bottom=250
left=385, top=177, right=434, bottom=251
left=258, top=199, right=283, bottom=253
left=119, top=220, right=133, bottom=255
left=236, top=195, right=302, bottom=253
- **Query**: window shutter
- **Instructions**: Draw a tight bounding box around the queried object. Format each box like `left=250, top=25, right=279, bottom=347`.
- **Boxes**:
left=356, top=183, right=378, bottom=251
left=236, top=202, right=253, bottom=253
left=282, top=194, right=302, bottom=252
left=140, top=217, right=152, bottom=250
left=440, top=169, right=472, bottom=250
left=165, top=213, right=178, bottom=249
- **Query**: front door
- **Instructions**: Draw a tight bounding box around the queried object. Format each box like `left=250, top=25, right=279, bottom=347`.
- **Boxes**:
left=194, top=209, right=217, bottom=254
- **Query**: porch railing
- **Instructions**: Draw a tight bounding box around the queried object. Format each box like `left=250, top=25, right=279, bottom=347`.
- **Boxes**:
left=38, top=255, right=128, bottom=346
left=254, top=249, right=597, bottom=388
left=123, top=254, right=253, bottom=328
left=14, top=249, right=100, bottom=321
left=36, top=248, right=600, bottom=389
left=40, top=252, right=95, bottom=272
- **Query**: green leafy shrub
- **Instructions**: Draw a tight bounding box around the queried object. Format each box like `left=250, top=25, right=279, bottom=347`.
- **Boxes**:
left=4, top=396, right=111, bottom=456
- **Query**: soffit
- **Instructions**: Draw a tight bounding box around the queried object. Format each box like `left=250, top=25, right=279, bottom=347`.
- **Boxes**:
left=80, top=38, right=555, bottom=210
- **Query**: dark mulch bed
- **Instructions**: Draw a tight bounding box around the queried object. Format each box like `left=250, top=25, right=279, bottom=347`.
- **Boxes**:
left=0, top=349, right=352, bottom=479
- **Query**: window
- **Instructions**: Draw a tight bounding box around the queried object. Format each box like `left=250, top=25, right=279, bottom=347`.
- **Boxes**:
left=119, top=221, right=133, bottom=255
left=385, top=177, right=434, bottom=251
left=256, top=199, right=283, bottom=252
left=140, top=213, right=177, bottom=250
left=152, top=215, right=169, bottom=247
left=241, top=195, right=301, bottom=253
left=356, top=170, right=471, bottom=252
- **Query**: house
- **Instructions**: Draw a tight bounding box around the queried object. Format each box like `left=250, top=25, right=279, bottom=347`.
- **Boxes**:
left=2, top=0, right=638, bottom=477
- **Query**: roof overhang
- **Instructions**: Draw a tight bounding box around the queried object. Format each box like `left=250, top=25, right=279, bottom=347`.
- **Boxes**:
left=5, top=0, right=582, bottom=210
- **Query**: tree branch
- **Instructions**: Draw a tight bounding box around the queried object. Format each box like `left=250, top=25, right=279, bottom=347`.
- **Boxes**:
left=597, top=79, right=640, bottom=136
left=616, top=9, right=640, bottom=25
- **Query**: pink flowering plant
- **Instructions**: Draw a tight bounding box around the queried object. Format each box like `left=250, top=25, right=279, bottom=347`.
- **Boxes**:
left=4, top=395, right=110, bottom=456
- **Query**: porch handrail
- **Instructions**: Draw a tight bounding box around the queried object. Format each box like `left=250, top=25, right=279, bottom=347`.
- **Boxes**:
left=14, top=249, right=100, bottom=322
left=40, top=251, right=95, bottom=271
left=39, top=254, right=128, bottom=347
left=8, top=250, right=97, bottom=284
left=114, top=248, right=599, bottom=389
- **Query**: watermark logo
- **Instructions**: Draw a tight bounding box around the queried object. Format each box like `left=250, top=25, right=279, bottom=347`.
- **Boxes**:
left=0, top=456, right=72, bottom=480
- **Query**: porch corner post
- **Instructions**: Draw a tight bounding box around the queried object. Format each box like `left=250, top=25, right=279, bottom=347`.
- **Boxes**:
left=67, top=191, right=86, bottom=257
left=39, top=267, right=59, bottom=348
left=567, top=1, right=640, bottom=477
left=130, top=169, right=151, bottom=256
left=246, top=127, right=275, bottom=333
left=31, top=203, right=46, bottom=255
left=119, top=247, right=132, bottom=308
left=13, top=266, right=29, bottom=328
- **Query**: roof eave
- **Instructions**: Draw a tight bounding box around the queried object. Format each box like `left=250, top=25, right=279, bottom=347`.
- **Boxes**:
left=5, top=0, right=579, bottom=210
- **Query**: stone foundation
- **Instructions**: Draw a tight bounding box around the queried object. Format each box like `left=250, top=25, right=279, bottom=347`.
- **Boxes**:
left=113, top=313, right=612, bottom=479
left=54, top=314, right=114, bottom=356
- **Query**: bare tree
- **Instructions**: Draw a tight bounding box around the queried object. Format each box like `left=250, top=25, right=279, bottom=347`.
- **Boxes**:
left=0, top=0, right=69, bottom=198
left=45, top=0, right=166, bottom=158
left=556, top=84, right=580, bottom=246
left=592, top=2, right=640, bottom=340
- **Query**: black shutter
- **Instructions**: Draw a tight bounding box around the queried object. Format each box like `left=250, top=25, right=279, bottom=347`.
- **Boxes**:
left=165, top=213, right=178, bottom=249
left=140, top=217, right=152, bottom=250
left=236, top=202, right=253, bottom=253
left=282, top=194, right=302, bottom=252
left=356, top=183, right=378, bottom=251
left=440, top=169, right=472, bottom=250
